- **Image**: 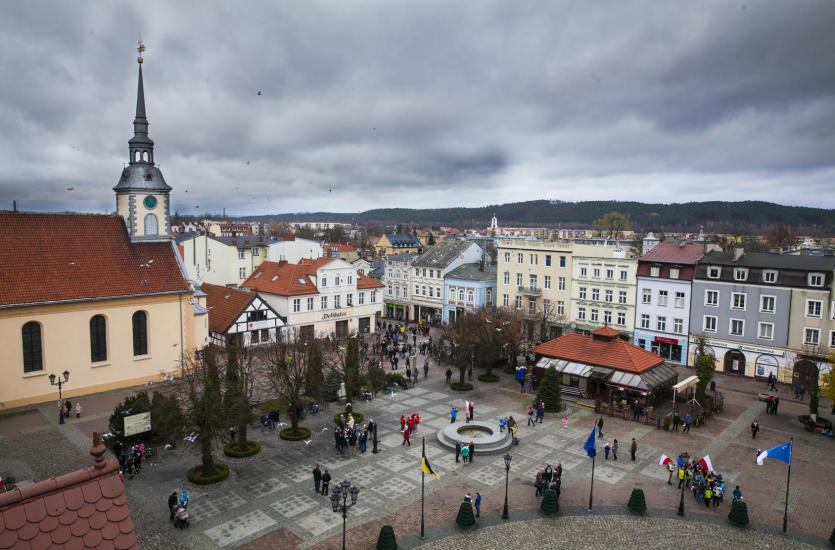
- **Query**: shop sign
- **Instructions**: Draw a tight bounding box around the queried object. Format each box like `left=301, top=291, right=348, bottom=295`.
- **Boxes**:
left=123, top=412, right=151, bottom=437
left=323, top=310, right=351, bottom=320
left=654, top=336, right=679, bottom=345
left=690, top=338, right=784, bottom=357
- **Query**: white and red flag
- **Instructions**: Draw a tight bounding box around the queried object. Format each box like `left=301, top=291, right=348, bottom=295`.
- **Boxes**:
left=698, top=455, right=714, bottom=472
left=659, top=454, right=675, bottom=467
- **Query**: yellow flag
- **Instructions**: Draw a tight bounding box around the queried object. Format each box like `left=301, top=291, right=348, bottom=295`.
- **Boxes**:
left=422, top=456, right=440, bottom=480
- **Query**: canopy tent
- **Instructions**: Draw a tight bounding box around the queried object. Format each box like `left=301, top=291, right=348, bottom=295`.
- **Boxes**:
left=672, top=374, right=701, bottom=406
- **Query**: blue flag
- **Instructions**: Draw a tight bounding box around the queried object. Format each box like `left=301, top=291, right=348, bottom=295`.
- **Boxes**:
left=756, top=441, right=791, bottom=466
left=583, top=426, right=596, bottom=458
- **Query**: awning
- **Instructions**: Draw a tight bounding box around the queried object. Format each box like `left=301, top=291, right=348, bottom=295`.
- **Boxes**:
left=588, top=366, right=614, bottom=380
left=607, top=363, right=678, bottom=392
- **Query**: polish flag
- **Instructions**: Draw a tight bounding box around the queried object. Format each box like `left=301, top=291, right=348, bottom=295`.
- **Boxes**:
left=659, top=454, right=675, bottom=467
left=698, top=455, right=714, bottom=473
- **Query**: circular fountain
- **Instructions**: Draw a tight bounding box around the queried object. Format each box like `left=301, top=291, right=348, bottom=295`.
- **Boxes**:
left=436, top=420, right=512, bottom=454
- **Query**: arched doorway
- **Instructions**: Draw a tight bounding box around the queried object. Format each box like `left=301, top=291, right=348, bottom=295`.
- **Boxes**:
left=723, top=350, right=745, bottom=375
left=793, top=360, right=819, bottom=391
left=754, top=355, right=779, bottom=380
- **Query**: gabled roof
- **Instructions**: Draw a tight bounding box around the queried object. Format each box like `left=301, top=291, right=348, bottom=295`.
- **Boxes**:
left=531, top=327, right=664, bottom=373
left=640, top=242, right=705, bottom=264
left=0, top=212, right=189, bottom=308
left=200, top=283, right=258, bottom=333
left=242, top=261, right=319, bottom=296
left=324, top=242, right=355, bottom=252
left=699, top=250, right=835, bottom=270
left=445, top=263, right=496, bottom=282
left=383, top=234, right=423, bottom=247
left=357, top=272, right=385, bottom=289
left=0, top=433, right=138, bottom=549
left=413, top=239, right=478, bottom=269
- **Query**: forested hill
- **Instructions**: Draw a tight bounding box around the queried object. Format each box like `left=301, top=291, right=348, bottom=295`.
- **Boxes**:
left=253, top=200, right=834, bottom=234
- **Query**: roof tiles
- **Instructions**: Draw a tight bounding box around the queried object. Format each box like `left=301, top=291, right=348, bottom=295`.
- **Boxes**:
left=200, top=283, right=257, bottom=333
left=242, top=261, right=320, bottom=296
left=531, top=328, right=664, bottom=373
left=0, top=212, right=189, bottom=307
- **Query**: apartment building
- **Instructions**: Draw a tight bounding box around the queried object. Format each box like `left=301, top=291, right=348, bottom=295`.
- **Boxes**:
left=383, top=252, right=419, bottom=321
left=689, top=250, right=835, bottom=384
left=443, top=264, right=497, bottom=324
left=496, top=240, right=572, bottom=341
left=633, top=242, right=705, bottom=364
left=176, top=232, right=272, bottom=286
left=570, top=245, right=637, bottom=339
left=411, top=240, right=483, bottom=323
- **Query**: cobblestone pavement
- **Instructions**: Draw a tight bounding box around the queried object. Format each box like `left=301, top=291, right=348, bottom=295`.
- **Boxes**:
left=1, top=340, right=833, bottom=549
left=414, top=515, right=820, bottom=550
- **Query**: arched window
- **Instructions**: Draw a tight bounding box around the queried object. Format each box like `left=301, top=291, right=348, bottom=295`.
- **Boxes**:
left=90, top=315, right=107, bottom=362
left=22, top=322, right=43, bottom=373
left=144, top=213, right=158, bottom=235
left=132, top=311, right=148, bottom=356
left=467, top=290, right=474, bottom=303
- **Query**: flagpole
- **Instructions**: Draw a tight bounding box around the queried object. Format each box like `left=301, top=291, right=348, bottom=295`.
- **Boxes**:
left=420, top=437, right=425, bottom=539
left=783, top=436, right=792, bottom=534
left=588, top=455, right=595, bottom=511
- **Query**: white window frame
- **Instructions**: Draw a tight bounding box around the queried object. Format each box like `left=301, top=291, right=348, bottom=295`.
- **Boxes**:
left=674, top=292, right=685, bottom=308
left=806, top=299, right=823, bottom=318
left=591, top=288, right=600, bottom=301
left=307, top=297, right=314, bottom=311
left=669, top=267, right=680, bottom=280
left=514, top=296, right=522, bottom=309
left=516, top=273, right=523, bottom=287
left=733, top=268, right=748, bottom=281
left=620, top=270, right=628, bottom=281
left=729, top=318, right=745, bottom=336
left=758, top=322, right=774, bottom=340
left=557, top=300, right=565, bottom=315
left=578, top=307, right=586, bottom=320
left=530, top=254, right=538, bottom=265
left=760, top=295, right=776, bottom=314
left=642, top=288, right=651, bottom=304
left=658, top=290, right=668, bottom=307
left=656, top=316, right=666, bottom=332
left=238, top=250, right=245, bottom=259
left=359, top=292, right=365, bottom=305
left=804, top=327, right=820, bottom=345
left=558, top=277, right=566, bottom=291
left=467, top=290, right=474, bottom=303
left=293, top=298, right=301, bottom=313
left=640, top=314, right=650, bottom=329
left=705, top=289, right=719, bottom=307
left=544, top=275, right=551, bottom=290
left=239, top=267, right=246, bottom=279
left=606, top=269, right=614, bottom=280
left=616, top=312, right=626, bottom=326
left=829, top=330, right=835, bottom=348
left=580, top=267, right=588, bottom=278
left=707, top=266, right=721, bottom=279
left=808, top=273, right=824, bottom=287
left=590, top=309, right=599, bottom=322
left=503, top=294, right=509, bottom=307
left=517, top=253, right=523, bottom=264
left=603, top=310, right=612, bottom=324
left=704, top=315, right=717, bottom=333
left=579, top=286, right=587, bottom=300
left=650, top=266, right=660, bottom=277
left=504, top=271, right=510, bottom=285
left=604, top=289, right=613, bottom=302
left=592, top=268, right=601, bottom=279
left=504, top=252, right=510, bottom=263
left=321, top=296, right=328, bottom=309
left=673, top=318, right=683, bottom=334
left=731, top=292, right=746, bottom=311
left=762, top=270, right=777, bottom=283
left=334, top=295, right=341, bottom=308
left=618, top=290, right=627, bottom=304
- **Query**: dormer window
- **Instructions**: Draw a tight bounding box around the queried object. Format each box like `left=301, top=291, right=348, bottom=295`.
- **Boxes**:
left=669, top=267, right=680, bottom=280
left=762, top=270, right=777, bottom=283
left=707, top=266, right=721, bottom=279
left=650, top=266, right=660, bottom=277
left=809, top=273, right=824, bottom=287
left=734, top=268, right=748, bottom=281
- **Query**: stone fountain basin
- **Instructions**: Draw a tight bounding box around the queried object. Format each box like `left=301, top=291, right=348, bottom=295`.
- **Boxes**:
left=436, top=420, right=512, bottom=455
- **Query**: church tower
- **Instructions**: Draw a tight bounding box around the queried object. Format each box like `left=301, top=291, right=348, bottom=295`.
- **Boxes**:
left=114, top=42, right=172, bottom=242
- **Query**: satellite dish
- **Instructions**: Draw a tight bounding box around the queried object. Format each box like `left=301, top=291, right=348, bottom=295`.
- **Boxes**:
left=569, top=322, right=576, bottom=329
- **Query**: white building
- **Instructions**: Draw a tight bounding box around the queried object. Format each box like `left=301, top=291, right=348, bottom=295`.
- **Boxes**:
left=241, top=258, right=384, bottom=339
left=411, top=240, right=483, bottom=323
left=383, top=252, right=420, bottom=321
left=569, top=245, right=638, bottom=338
left=267, top=236, right=323, bottom=264
left=176, top=232, right=271, bottom=287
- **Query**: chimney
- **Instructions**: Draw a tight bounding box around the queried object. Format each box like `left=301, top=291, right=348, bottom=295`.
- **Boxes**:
left=733, top=247, right=745, bottom=261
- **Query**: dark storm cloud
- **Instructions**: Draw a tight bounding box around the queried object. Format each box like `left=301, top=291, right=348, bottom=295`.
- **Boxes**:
left=1, top=0, right=834, bottom=217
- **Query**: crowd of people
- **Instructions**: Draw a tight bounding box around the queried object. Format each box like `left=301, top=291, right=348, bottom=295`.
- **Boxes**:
left=534, top=462, right=563, bottom=497
left=673, top=455, right=734, bottom=511
left=401, top=412, right=420, bottom=446
left=334, top=413, right=375, bottom=455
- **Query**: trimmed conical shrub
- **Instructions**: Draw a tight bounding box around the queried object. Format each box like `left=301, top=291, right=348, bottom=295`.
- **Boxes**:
left=376, top=525, right=397, bottom=550
left=456, top=501, right=476, bottom=528
left=728, top=499, right=749, bottom=526
left=829, top=526, right=835, bottom=546
left=628, top=488, right=647, bottom=515
left=536, top=366, right=562, bottom=412
left=541, top=488, right=559, bottom=515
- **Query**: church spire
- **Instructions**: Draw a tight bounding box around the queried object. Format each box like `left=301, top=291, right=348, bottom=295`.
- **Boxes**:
left=129, top=40, right=153, bottom=166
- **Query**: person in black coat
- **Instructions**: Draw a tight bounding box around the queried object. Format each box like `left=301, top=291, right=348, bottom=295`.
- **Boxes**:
left=321, top=469, right=331, bottom=495
left=168, top=491, right=178, bottom=521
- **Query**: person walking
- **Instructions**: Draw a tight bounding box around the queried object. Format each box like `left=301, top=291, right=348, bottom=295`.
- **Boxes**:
left=321, top=469, right=331, bottom=496
left=424, top=361, right=429, bottom=379
left=468, top=402, right=474, bottom=421
left=461, top=443, right=470, bottom=464
left=555, top=462, right=562, bottom=480
left=768, top=372, right=777, bottom=391
left=597, top=417, right=604, bottom=438
left=313, top=464, right=322, bottom=494
left=683, top=414, right=692, bottom=433
left=468, top=441, right=475, bottom=464
left=672, top=411, right=680, bottom=432
left=474, top=492, right=481, bottom=518
left=677, top=466, right=686, bottom=489
left=704, top=485, right=713, bottom=509
left=402, top=425, right=411, bottom=446
left=612, top=439, right=618, bottom=461
left=511, top=423, right=519, bottom=445
left=773, top=397, right=780, bottom=415
left=445, top=368, right=453, bottom=384
left=75, top=402, right=82, bottom=418
left=630, top=438, right=637, bottom=461
left=450, top=406, right=458, bottom=423
left=751, top=419, right=759, bottom=439
left=455, top=441, right=461, bottom=463
left=527, top=405, right=536, bottom=426
left=563, top=417, right=568, bottom=430
left=667, top=461, right=676, bottom=485
left=168, top=491, right=179, bottom=522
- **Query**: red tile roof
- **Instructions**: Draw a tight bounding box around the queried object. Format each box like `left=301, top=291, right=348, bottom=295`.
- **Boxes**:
left=0, top=212, right=189, bottom=307
left=640, top=242, right=705, bottom=264
left=0, top=433, right=138, bottom=550
left=200, top=283, right=257, bottom=333
left=357, top=272, right=384, bottom=289
left=531, top=328, right=664, bottom=373
left=242, top=261, right=319, bottom=296
left=324, top=242, right=355, bottom=252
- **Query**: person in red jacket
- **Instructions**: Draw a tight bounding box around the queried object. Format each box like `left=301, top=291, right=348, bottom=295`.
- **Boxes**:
left=400, top=414, right=406, bottom=431
left=407, top=416, right=415, bottom=434
left=414, top=413, right=420, bottom=433
left=402, top=426, right=411, bottom=446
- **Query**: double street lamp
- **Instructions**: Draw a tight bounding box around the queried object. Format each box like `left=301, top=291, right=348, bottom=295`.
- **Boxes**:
left=502, top=453, right=512, bottom=519
left=48, top=370, right=70, bottom=425
left=330, top=479, right=359, bottom=550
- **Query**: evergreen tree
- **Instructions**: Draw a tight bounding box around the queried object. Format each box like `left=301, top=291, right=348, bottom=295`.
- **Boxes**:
left=627, top=488, right=647, bottom=514
left=455, top=501, right=475, bottom=528
left=150, top=391, right=184, bottom=444
left=728, top=499, right=749, bottom=526
left=536, top=366, right=562, bottom=412
left=305, top=339, right=324, bottom=398
left=693, top=336, right=715, bottom=398
left=344, top=337, right=361, bottom=399
left=376, top=525, right=397, bottom=550
left=541, top=488, right=559, bottom=515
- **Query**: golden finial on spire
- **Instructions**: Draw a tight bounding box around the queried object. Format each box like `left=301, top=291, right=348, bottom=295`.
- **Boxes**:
left=137, top=35, right=146, bottom=64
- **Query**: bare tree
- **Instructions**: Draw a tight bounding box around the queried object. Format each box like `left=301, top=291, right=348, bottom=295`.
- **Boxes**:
left=178, top=348, right=224, bottom=477
left=223, top=345, right=257, bottom=452
left=261, top=329, right=312, bottom=437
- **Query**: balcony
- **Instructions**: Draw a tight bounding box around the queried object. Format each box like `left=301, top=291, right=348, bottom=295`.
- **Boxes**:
left=521, top=308, right=539, bottom=320
left=517, top=286, right=542, bottom=296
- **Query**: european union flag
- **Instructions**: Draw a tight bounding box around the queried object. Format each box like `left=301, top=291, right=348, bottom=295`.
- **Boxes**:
left=583, top=426, right=596, bottom=458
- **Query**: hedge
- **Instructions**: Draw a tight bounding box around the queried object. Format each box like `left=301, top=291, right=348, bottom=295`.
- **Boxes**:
left=280, top=426, right=312, bottom=441
left=333, top=412, right=364, bottom=424
left=477, top=374, right=500, bottom=383
left=450, top=382, right=474, bottom=391
left=223, top=440, right=261, bottom=458
left=187, top=463, right=230, bottom=485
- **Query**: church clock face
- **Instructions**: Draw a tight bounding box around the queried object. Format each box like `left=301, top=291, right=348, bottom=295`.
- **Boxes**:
left=143, top=195, right=157, bottom=209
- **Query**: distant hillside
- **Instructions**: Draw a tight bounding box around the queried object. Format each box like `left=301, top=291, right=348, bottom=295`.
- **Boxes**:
left=249, top=200, right=835, bottom=235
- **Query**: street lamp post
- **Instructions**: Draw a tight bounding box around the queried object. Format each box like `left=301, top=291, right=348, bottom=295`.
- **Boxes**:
left=678, top=452, right=689, bottom=516
left=502, top=453, right=512, bottom=519
left=48, top=370, right=70, bottom=425
left=330, top=479, right=359, bottom=550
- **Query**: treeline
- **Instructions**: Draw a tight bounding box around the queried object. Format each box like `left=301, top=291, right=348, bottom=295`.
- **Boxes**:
left=247, top=200, right=835, bottom=235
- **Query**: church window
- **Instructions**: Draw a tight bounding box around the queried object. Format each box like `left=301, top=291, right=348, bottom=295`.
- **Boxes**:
left=90, top=315, right=107, bottom=363
left=144, top=213, right=158, bottom=235
left=22, top=321, right=43, bottom=373
left=132, top=311, right=148, bottom=356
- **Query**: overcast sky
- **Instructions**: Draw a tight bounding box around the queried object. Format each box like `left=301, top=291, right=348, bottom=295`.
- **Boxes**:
left=2, top=1, right=834, bottom=218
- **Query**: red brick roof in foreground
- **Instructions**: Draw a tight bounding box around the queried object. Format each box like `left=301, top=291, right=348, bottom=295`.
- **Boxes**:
left=0, top=212, right=189, bottom=307
left=200, top=283, right=256, bottom=333
left=243, top=261, right=320, bottom=296
left=531, top=326, right=664, bottom=373
left=0, top=433, right=138, bottom=550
